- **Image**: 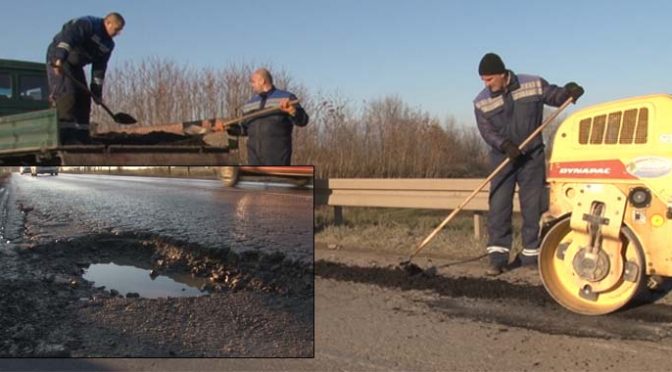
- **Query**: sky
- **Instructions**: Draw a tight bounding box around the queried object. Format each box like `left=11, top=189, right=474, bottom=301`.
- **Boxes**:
left=4, top=0, right=672, bottom=125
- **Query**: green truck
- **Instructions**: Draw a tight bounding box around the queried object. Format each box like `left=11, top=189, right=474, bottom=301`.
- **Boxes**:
left=0, top=59, right=234, bottom=165
left=0, top=59, right=48, bottom=116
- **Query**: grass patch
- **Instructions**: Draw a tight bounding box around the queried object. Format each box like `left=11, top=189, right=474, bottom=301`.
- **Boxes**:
left=315, top=206, right=526, bottom=259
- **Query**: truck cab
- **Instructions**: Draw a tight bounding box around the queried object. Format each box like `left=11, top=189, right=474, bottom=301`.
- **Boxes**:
left=0, top=59, right=49, bottom=117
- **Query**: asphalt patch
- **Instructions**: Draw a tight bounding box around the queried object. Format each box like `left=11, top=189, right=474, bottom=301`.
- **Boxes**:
left=315, top=260, right=672, bottom=341
left=315, top=260, right=551, bottom=305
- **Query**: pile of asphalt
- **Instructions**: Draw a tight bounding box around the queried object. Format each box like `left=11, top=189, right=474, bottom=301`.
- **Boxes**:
left=92, top=132, right=205, bottom=146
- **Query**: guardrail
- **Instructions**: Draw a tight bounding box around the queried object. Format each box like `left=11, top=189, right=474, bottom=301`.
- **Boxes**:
left=315, top=178, right=521, bottom=238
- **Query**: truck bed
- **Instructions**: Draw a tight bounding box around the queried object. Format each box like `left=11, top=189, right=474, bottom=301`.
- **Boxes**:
left=0, top=109, right=236, bottom=165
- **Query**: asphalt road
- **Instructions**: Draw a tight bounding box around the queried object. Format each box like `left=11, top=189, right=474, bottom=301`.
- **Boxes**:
left=5, top=244, right=672, bottom=370
left=5, top=174, right=672, bottom=369
left=0, top=173, right=314, bottom=359
left=8, top=173, right=313, bottom=264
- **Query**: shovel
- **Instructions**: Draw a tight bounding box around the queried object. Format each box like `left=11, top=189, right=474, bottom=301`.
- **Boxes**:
left=56, top=65, right=137, bottom=125
left=182, top=99, right=301, bottom=135
left=400, top=97, right=575, bottom=273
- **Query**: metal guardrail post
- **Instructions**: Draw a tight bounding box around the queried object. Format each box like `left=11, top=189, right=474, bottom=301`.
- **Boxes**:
left=334, top=206, right=343, bottom=226
left=473, top=212, right=484, bottom=239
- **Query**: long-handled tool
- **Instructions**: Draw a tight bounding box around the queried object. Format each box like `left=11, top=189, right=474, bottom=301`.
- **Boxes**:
left=400, top=97, right=575, bottom=273
left=182, top=99, right=301, bottom=135
left=56, top=65, right=137, bottom=125
left=112, top=99, right=302, bottom=139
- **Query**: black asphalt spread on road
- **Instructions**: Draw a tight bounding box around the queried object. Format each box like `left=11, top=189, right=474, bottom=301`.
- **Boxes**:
left=315, top=260, right=672, bottom=342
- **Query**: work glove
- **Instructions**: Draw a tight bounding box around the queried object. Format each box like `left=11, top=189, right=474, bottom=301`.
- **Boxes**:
left=226, top=124, right=247, bottom=137
left=564, top=82, right=584, bottom=102
left=501, top=139, right=522, bottom=162
left=279, top=98, right=297, bottom=116
left=90, top=83, right=103, bottom=103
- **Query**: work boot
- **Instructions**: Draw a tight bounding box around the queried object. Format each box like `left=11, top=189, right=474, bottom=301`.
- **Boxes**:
left=520, top=255, right=538, bottom=267
left=519, top=248, right=539, bottom=267
left=503, top=257, right=537, bottom=274
left=485, top=252, right=509, bottom=276
left=510, top=251, right=538, bottom=272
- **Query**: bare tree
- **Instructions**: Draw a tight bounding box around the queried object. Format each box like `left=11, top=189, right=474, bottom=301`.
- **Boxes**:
left=97, top=58, right=489, bottom=177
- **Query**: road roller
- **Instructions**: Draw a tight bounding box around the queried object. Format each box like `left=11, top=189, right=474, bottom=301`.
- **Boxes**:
left=540, top=94, right=672, bottom=315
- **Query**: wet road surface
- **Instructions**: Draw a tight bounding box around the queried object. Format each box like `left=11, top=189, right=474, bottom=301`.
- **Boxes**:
left=9, top=173, right=313, bottom=264
left=0, top=173, right=314, bottom=358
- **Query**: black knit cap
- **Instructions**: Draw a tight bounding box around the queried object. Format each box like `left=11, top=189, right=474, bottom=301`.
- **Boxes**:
left=478, top=53, right=506, bottom=76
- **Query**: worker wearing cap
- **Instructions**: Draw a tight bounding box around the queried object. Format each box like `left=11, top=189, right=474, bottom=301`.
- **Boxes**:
left=227, top=68, right=309, bottom=165
left=46, top=12, right=125, bottom=144
left=473, top=53, right=584, bottom=276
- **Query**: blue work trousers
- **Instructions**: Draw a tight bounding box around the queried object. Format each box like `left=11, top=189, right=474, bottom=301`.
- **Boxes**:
left=46, top=60, right=91, bottom=125
left=487, top=149, right=547, bottom=252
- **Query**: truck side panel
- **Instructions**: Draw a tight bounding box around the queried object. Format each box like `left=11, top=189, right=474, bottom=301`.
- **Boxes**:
left=0, top=108, right=59, bottom=153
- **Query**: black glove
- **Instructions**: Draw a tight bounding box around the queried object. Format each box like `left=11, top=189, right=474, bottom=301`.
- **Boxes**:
left=89, top=83, right=103, bottom=103
left=226, top=124, right=246, bottom=137
left=501, top=139, right=522, bottom=162
left=564, top=82, right=584, bottom=102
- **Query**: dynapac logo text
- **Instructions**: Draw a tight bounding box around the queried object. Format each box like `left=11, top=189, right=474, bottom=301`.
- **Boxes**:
left=558, top=167, right=611, bottom=175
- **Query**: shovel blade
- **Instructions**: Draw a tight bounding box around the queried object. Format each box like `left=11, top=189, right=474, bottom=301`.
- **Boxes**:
left=399, top=260, right=423, bottom=276
left=114, top=113, right=138, bottom=125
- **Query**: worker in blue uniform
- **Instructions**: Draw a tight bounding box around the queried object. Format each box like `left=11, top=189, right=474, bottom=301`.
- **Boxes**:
left=473, top=53, right=584, bottom=276
left=46, top=12, right=125, bottom=144
left=227, top=68, right=309, bottom=165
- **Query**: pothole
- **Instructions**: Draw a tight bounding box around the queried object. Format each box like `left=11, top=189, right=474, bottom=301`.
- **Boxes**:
left=19, top=231, right=313, bottom=300
left=82, top=262, right=209, bottom=299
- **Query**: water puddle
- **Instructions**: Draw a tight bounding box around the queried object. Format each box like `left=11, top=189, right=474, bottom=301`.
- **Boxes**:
left=83, top=263, right=209, bottom=298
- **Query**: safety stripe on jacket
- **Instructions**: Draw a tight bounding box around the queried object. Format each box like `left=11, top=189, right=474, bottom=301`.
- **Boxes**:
left=512, top=80, right=542, bottom=101
left=474, top=95, right=504, bottom=113
left=57, top=42, right=71, bottom=51
left=242, top=98, right=288, bottom=113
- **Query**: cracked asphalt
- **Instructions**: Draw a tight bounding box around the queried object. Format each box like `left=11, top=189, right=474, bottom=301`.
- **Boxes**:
left=0, top=173, right=314, bottom=358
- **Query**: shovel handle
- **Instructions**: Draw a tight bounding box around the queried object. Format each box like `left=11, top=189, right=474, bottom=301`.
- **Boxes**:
left=407, top=97, right=575, bottom=261
left=53, top=63, right=106, bottom=106
left=221, top=99, right=301, bottom=127
left=52, top=63, right=136, bottom=125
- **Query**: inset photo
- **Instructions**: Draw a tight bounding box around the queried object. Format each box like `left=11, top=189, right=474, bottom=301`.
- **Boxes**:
left=0, top=166, right=314, bottom=357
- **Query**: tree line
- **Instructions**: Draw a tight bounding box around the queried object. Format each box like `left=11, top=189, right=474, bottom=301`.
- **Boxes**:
left=93, top=58, right=570, bottom=179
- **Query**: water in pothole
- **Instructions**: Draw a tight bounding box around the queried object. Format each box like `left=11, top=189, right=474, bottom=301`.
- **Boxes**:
left=83, top=263, right=209, bottom=298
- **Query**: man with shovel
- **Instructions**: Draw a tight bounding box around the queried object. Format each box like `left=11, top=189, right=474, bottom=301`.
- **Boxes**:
left=227, top=68, right=309, bottom=165
left=474, top=53, right=583, bottom=276
left=46, top=12, right=125, bottom=144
